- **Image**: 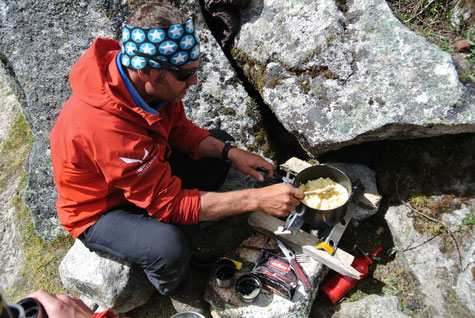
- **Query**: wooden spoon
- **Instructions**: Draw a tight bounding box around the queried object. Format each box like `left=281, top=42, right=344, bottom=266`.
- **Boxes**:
left=304, top=186, right=335, bottom=196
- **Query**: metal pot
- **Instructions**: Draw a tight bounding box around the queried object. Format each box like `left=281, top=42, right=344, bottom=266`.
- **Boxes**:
left=293, top=164, right=352, bottom=228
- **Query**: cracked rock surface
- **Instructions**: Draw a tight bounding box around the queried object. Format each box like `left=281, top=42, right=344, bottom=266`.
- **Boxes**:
left=234, top=0, right=474, bottom=154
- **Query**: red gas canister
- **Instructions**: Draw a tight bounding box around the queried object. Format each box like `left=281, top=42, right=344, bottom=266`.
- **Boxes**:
left=321, top=246, right=383, bottom=304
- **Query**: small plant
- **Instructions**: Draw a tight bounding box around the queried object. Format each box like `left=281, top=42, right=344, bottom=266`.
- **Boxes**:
left=422, top=222, right=444, bottom=235
left=409, top=193, right=427, bottom=207
left=456, top=212, right=475, bottom=233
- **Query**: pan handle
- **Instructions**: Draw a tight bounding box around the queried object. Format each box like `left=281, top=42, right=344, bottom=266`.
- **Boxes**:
left=349, top=180, right=365, bottom=204
left=284, top=210, right=305, bottom=236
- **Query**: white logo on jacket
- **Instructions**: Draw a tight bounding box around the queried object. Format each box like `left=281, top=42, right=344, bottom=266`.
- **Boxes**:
left=120, top=148, right=149, bottom=164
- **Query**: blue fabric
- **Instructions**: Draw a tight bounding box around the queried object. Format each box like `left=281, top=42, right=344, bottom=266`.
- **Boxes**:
left=116, top=52, right=166, bottom=115
left=120, top=18, right=200, bottom=69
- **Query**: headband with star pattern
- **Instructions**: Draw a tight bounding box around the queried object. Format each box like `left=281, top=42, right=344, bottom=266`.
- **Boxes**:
left=120, top=17, right=200, bottom=70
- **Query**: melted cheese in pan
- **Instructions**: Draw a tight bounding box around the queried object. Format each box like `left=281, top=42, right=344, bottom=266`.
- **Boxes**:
left=298, top=177, right=348, bottom=210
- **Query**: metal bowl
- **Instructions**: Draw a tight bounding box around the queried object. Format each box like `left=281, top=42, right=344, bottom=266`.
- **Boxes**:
left=235, top=274, right=262, bottom=303
left=212, top=258, right=236, bottom=288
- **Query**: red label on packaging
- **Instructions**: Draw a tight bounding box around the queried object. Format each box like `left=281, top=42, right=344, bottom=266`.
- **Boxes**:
left=268, top=258, right=290, bottom=273
left=265, top=271, right=286, bottom=284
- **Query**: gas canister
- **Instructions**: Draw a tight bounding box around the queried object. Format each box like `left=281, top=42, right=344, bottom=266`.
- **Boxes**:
left=321, top=246, right=384, bottom=304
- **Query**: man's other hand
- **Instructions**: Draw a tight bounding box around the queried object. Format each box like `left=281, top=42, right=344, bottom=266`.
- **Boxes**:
left=228, top=148, right=274, bottom=182
left=26, top=289, right=94, bottom=318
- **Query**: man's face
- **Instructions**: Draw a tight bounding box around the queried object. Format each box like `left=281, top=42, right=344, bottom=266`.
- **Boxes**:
left=145, top=60, right=199, bottom=103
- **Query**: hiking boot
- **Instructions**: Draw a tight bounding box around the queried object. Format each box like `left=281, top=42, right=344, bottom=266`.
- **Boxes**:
left=170, top=270, right=210, bottom=315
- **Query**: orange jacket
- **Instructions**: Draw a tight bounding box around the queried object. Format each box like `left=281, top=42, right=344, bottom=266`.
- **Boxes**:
left=50, top=38, right=210, bottom=238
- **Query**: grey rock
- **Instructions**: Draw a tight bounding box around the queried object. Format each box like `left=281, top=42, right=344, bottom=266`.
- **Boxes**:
left=178, top=0, right=269, bottom=158
left=0, top=63, right=25, bottom=289
left=442, top=200, right=475, bottom=313
left=455, top=237, right=475, bottom=313
left=59, top=239, right=155, bottom=314
left=0, top=0, right=130, bottom=240
left=332, top=294, right=410, bottom=318
left=234, top=0, right=475, bottom=155
left=385, top=199, right=475, bottom=316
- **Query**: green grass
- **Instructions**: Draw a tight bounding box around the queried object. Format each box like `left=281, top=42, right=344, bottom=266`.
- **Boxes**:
left=387, top=0, right=474, bottom=81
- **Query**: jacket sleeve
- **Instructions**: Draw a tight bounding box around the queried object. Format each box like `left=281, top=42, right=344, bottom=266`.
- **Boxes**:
left=167, top=101, right=211, bottom=159
left=91, top=310, right=121, bottom=318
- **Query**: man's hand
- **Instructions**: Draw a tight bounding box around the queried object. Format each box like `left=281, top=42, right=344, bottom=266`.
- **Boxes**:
left=199, top=183, right=304, bottom=221
left=26, top=289, right=94, bottom=318
left=227, top=148, right=274, bottom=182
left=254, top=184, right=304, bottom=217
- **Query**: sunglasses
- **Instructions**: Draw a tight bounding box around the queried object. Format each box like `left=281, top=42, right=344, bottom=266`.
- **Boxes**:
left=133, top=50, right=198, bottom=82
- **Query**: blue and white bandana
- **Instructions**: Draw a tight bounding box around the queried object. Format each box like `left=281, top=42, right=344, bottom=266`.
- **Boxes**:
left=120, top=18, right=200, bottom=70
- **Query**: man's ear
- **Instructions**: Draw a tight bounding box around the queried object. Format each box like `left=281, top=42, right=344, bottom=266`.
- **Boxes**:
left=137, top=68, right=152, bottom=81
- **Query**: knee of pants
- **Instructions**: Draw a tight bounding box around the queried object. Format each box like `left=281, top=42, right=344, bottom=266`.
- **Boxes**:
left=146, top=228, right=191, bottom=273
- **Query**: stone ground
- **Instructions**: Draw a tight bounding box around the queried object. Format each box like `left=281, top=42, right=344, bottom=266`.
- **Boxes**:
left=159, top=132, right=474, bottom=318
left=310, top=132, right=474, bottom=317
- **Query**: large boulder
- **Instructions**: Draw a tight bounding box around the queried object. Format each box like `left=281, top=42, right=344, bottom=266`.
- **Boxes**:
left=233, top=0, right=475, bottom=155
left=0, top=0, right=266, bottom=240
left=59, top=239, right=155, bottom=314
left=0, top=0, right=129, bottom=240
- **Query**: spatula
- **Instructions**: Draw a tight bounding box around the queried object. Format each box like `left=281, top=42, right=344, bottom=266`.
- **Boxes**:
left=304, top=186, right=334, bottom=196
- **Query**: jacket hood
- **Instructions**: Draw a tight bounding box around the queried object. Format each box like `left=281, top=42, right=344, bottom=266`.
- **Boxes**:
left=69, top=38, right=137, bottom=114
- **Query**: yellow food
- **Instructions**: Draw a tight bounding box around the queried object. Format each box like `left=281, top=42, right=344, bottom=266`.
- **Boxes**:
left=298, top=177, right=348, bottom=210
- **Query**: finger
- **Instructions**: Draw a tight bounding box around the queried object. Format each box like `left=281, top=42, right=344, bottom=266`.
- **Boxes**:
left=247, top=167, right=264, bottom=182
left=255, top=165, right=274, bottom=180
left=292, top=187, right=305, bottom=200
left=26, top=289, right=59, bottom=306
left=276, top=208, right=291, bottom=217
left=264, top=166, right=274, bottom=178
left=289, top=196, right=302, bottom=207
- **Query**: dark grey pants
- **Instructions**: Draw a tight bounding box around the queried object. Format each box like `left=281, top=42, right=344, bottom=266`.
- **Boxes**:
left=79, top=129, right=233, bottom=295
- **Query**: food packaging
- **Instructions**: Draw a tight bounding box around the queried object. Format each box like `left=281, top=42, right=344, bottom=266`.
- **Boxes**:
left=251, top=250, right=298, bottom=300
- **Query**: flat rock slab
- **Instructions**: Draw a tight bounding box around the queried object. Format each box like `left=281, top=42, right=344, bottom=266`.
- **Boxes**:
left=204, top=232, right=327, bottom=318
